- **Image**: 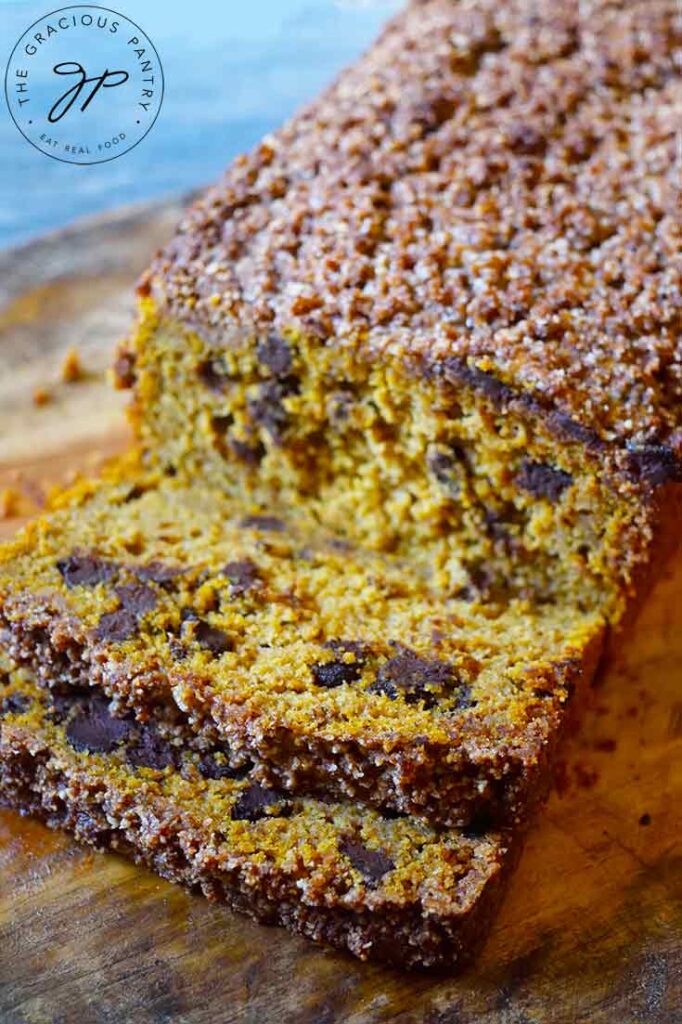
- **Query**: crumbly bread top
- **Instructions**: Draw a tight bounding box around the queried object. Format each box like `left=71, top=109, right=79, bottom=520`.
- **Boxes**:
left=146, top=0, right=681, bottom=455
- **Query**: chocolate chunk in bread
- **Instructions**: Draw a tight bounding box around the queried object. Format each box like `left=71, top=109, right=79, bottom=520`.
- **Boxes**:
left=126, top=723, right=177, bottom=771
left=369, top=648, right=454, bottom=707
left=239, top=515, right=285, bottom=532
left=65, top=696, right=133, bottom=753
left=516, top=460, right=573, bottom=502
left=223, top=559, right=261, bottom=597
left=95, top=609, right=139, bottom=643
left=256, top=335, right=293, bottom=377
left=57, top=553, right=116, bottom=589
left=311, top=640, right=368, bottom=689
left=197, top=356, right=232, bottom=393
left=115, top=583, right=158, bottom=615
left=339, top=837, right=395, bottom=885
left=231, top=783, right=291, bottom=822
left=194, top=621, right=233, bottom=655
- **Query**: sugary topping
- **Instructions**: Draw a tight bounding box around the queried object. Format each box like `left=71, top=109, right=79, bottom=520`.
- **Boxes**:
left=148, top=0, right=681, bottom=453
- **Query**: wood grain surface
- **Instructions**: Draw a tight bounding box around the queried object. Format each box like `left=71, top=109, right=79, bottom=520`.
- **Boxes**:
left=0, top=203, right=680, bottom=1024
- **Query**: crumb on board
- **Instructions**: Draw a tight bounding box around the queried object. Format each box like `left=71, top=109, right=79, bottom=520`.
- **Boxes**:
left=61, top=346, right=84, bottom=383
left=19, top=477, right=46, bottom=510
left=0, top=488, right=20, bottom=519
left=32, top=386, right=51, bottom=407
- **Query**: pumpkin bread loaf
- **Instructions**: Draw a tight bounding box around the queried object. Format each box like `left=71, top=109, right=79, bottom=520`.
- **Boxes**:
left=1, top=0, right=681, bottom=968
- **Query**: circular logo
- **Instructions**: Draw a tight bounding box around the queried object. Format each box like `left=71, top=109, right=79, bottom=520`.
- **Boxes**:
left=5, top=5, right=163, bottom=165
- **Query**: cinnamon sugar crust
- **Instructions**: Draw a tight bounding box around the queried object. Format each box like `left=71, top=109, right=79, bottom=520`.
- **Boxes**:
left=144, top=0, right=681, bottom=457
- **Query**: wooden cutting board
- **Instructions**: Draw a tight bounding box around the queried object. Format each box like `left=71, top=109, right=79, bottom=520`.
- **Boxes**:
left=0, top=202, right=680, bottom=1024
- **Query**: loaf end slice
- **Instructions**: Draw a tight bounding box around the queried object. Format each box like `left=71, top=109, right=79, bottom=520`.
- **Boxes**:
left=0, top=665, right=517, bottom=969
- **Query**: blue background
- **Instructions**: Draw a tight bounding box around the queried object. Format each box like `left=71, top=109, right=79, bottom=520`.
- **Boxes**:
left=1, top=0, right=400, bottom=247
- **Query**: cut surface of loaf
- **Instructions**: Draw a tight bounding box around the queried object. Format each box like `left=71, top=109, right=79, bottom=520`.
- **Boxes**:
left=0, top=665, right=515, bottom=969
left=116, top=0, right=682, bottom=618
left=0, top=460, right=605, bottom=828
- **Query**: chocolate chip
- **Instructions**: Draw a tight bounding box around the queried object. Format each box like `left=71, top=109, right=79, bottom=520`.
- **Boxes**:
left=211, top=413, right=233, bottom=435
left=328, top=387, right=356, bottom=426
left=65, top=696, right=133, bottom=753
left=311, top=640, right=368, bottom=689
left=223, top=559, right=261, bottom=597
left=0, top=692, right=30, bottom=718
left=339, top=838, right=394, bottom=885
left=197, top=355, right=232, bottom=393
left=428, top=449, right=458, bottom=486
left=427, top=443, right=468, bottom=491
left=369, top=647, right=454, bottom=707
left=516, top=459, right=573, bottom=502
left=115, top=583, right=158, bottom=615
left=639, top=812, right=652, bottom=827
left=230, top=783, right=291, bottom=822
left=123, top=485, right=146, bottom=503
left=462, top=563, right=510, bottom=603
left=57, top=553, right=116, bottom=588
left=247, top=377, right=299, bottom=443
left=440, top=357, right=515, bottom=407
left=240, top=515, right=285, bottom=532
left=229, top=438, right=266, bottom=466
left=328, top=538, right=352, bottom=552
left=133, top=561, right=186, bottom=586
left=548, top=411, right=600, bottom=446
left=256, top=334, right=292, bottom=377
left=197, top=752, right=252, bottom=781
left=94, top=609, right=139, bottom=643
left=626, top=444, right=681, bottom=487
left=194, top=621, right=232, bottom=655
left=126, top=723, right=177, bottom=771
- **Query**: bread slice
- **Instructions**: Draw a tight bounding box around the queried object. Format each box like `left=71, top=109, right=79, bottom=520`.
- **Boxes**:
left=0, top=459, right=605, bottom=829
left=0, top=663, right=516, bottom=969
left=116, top=0, right=681, bottom=622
